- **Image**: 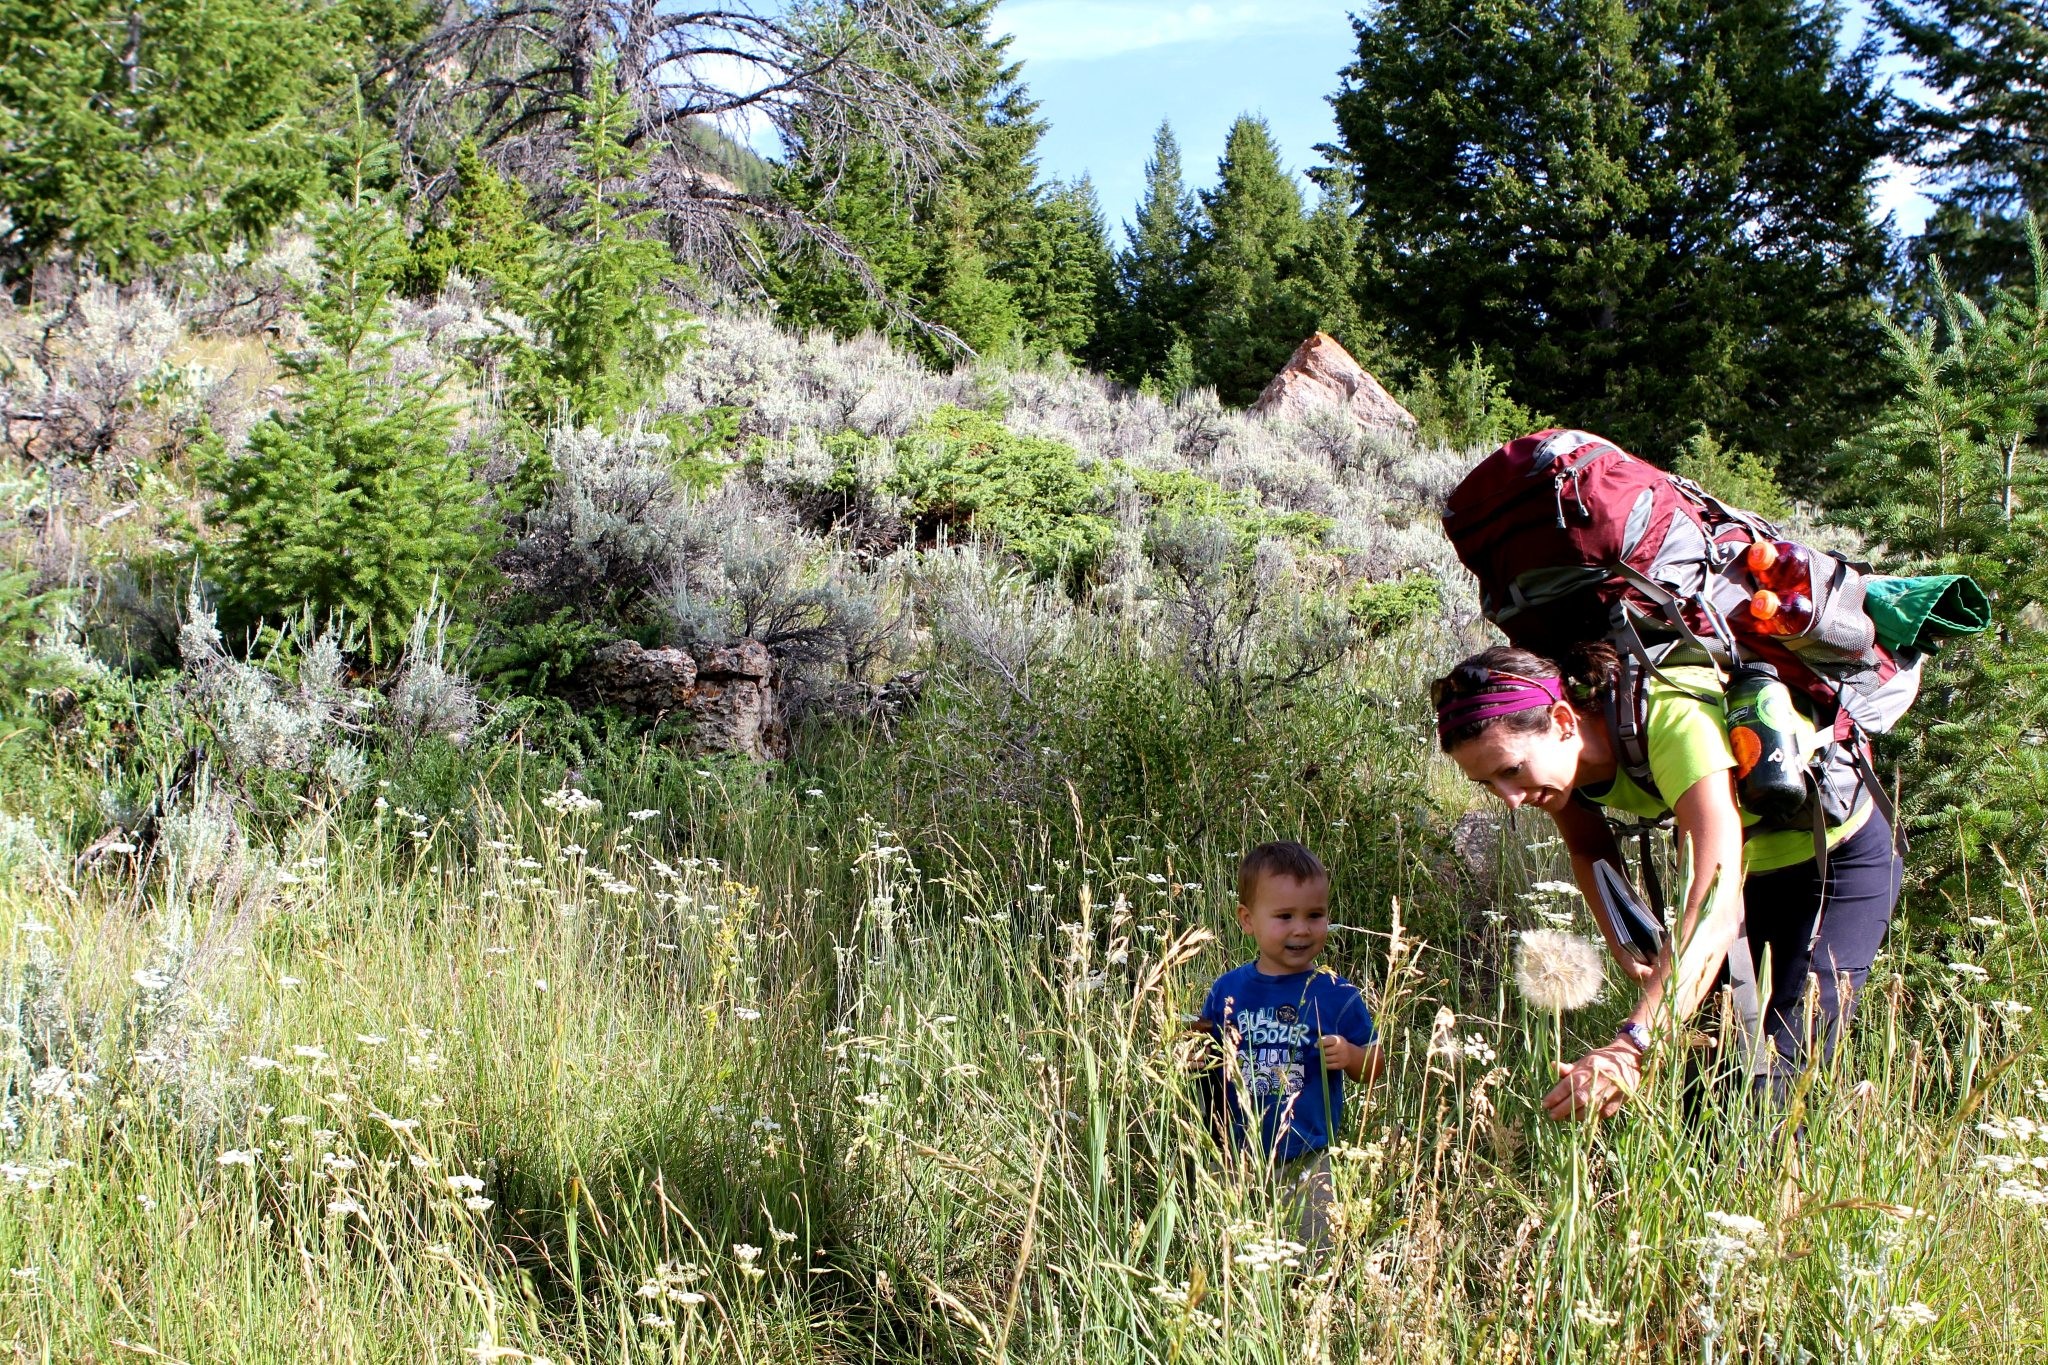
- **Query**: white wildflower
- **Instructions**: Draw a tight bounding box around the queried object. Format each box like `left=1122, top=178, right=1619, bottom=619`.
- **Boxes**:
left=1704, top=1211, right=1768, bottom=1241
left=541, top=787, right=602, bottom=816
left=1878, top=1300, right=1940, bottom=1329
left=217, top=1149, right=258, bottom=1167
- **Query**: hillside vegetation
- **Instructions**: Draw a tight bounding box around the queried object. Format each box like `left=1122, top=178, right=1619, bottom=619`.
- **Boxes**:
left=1, top=225, right=2047, bottom=1359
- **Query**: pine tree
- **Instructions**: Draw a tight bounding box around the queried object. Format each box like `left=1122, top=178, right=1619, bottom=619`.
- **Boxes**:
left=1881, top=0, right=2048, bottom=294
left=1829, top=216, right=2048, bottom=890
left=1330, top=0, right=1891, bottom=477
left=502, top=60, right=697, bottom=433
left=399, top=140, right=549, bottom=299
left=201, top=124, right=488, bottom=659
left=772, top=0, right=1054, bottom=361
left=1189, top=115, right=1315, bottom=404
left=1002, top=178, right=1118, bottom=360
left=0, top=0, right=380, bottom=281
left=1108, top=120, right=1201, bottom=386
left=1289, top=168, right=1383, bottom=368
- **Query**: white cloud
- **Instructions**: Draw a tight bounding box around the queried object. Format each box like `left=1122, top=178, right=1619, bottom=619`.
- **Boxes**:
left=996, top=1, right=1350, bottom=63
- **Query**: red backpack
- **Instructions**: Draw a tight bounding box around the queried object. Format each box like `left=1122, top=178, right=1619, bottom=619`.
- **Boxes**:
left=1441, top=429, right=1919, bottom=826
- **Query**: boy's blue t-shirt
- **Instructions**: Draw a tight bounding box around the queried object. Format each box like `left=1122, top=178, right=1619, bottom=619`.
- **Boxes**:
left=1202, top=962, right=1376, bottom=1163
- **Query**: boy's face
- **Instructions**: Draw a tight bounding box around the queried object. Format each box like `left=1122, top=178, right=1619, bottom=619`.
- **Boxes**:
left=1236, top=871, right=1332, bottom=975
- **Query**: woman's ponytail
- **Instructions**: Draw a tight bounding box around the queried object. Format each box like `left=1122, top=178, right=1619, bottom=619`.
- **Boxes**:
left=1560, top=641, right=1621, bottom=705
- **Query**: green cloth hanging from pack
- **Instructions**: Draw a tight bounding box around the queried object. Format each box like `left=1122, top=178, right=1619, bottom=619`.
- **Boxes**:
left=1862, top=574, right=1991, bottom=652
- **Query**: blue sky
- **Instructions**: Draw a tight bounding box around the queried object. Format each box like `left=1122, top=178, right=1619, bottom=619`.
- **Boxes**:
left=991, top=0, right=1936, bottom=245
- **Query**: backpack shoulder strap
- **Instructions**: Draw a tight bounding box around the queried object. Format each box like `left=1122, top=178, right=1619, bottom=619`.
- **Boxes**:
left=1600, top=656, right=1659, bottom=800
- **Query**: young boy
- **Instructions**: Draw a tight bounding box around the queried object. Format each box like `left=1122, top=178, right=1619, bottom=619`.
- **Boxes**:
left=1201, top=840, right=1383, bottom=1245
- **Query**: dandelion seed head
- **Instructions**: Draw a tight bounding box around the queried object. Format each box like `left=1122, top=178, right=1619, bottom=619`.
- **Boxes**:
left=1513, top=930, right=1606, bottom=1011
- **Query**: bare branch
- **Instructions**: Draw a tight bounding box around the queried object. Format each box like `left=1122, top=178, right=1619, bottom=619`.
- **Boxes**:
left=383, top=0, right=975, bottom=353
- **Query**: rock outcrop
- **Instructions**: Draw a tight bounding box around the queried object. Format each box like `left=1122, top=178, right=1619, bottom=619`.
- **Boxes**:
left=583, top=639, right=789, bottom=762
left=1251, top=332, right=1418, bottom=433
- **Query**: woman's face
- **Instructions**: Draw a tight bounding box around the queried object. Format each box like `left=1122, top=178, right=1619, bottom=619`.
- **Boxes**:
left=1448, top=703, right=1585, bottom=814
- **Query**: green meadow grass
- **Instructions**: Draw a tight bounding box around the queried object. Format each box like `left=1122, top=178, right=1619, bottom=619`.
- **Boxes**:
left=1, top=732, right=2044, bottom=1364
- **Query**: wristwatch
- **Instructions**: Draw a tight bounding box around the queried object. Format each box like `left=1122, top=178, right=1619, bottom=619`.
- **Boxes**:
left=1614, top=1020, right=1652, bottom=1056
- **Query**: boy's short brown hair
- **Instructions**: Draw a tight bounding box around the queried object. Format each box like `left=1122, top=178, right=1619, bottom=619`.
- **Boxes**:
left=1237, top=840, right=1328, bottom=905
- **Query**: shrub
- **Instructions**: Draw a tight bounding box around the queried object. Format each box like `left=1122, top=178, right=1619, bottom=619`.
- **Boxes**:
left=666, top=511, right=900, bottom=708
left=1129, top=466, right=1333, bottom=548
left=1143, top=514, right=1357, bottom=708
left=0, top=283, right=186, bottom=466
left=1671, top=430, right=1791, bottom=519
left=889, top=405, right=1117, bottom=587
left=1404, top=346, right=1545, bottom=451
left=1348, top=572, right=1443, bottom=639
left=500, top=425, right=716, bottom=627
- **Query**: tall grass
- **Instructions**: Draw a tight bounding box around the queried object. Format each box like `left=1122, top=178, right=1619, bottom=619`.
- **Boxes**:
left=1, top=697, right=2044, bottom=1363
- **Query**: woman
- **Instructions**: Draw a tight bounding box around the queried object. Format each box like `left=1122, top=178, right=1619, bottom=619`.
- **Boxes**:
left=1433, top=644, right=1902, bottom=1122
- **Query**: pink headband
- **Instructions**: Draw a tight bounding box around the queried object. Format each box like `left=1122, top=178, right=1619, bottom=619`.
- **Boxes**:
left=1435, top=671, right=1566, bottom=740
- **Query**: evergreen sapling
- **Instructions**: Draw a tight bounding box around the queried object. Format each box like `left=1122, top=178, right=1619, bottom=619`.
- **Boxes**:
left=200, top=124, right=490, bottom=660
left=500, top=58, right=698, bottom=436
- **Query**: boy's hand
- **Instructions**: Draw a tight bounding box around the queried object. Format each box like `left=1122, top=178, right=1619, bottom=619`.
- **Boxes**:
left=1318, top=1035, right=1365, bottom=1075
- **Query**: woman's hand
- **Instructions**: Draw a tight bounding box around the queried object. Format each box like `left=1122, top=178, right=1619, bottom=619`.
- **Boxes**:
left=1542, top=1041, right=1642, bottom=1123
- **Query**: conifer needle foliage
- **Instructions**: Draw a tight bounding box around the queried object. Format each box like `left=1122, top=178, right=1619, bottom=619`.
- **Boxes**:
left=200, top=123, right=490, bottom=660
left=500, top=59, right=698, bottom=435
left=1833, top=214, right=2048, bottom=889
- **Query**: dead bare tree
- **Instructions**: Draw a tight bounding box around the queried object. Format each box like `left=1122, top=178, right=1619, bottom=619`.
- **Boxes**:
left=386, top=0, right=976, bottom=355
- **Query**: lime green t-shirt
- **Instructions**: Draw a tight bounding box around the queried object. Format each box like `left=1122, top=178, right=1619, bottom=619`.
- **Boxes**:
left=1580, top=665, right=1870, bottom=873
